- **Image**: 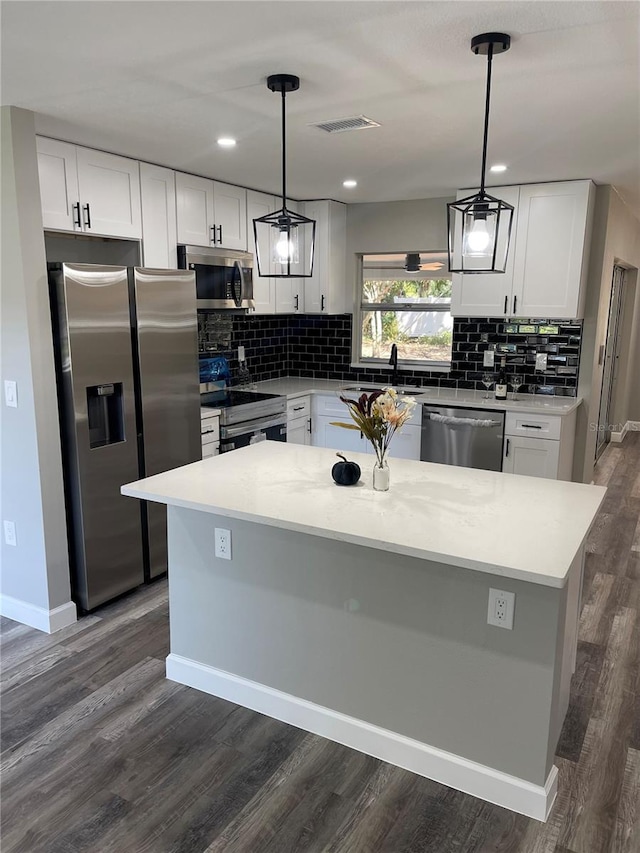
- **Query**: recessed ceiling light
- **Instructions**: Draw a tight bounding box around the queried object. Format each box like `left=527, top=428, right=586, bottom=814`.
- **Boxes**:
left=217, top=137, right=237, bottom=148
left=490, top=164, right=508, bottom=172
left=343, top=179, right=357, bottom=188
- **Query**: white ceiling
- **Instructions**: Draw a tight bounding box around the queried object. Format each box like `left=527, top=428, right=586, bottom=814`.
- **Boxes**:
left=2, top=1, right=639, bottom=213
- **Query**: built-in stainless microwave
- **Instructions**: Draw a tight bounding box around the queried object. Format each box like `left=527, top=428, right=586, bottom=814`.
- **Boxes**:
left=177, top=245, right=254, bottom=310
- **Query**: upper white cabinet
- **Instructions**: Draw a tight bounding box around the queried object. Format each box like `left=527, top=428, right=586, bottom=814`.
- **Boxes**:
left=451, top=180, right=594, bottom=319
left=36, top=137, right=142, bottom=239
left=511, top=182, right=594, bottom=319
left=450, top=186, right=520, bottom=318
left=140, top=163, right=177, bottom=268
left=302, top=200, right=348, bottom=314
left=176, top=172, right=246, bottom=250
left=275, top=199, right=305, bottom=314
left=246, top=189, right=276, bottom=313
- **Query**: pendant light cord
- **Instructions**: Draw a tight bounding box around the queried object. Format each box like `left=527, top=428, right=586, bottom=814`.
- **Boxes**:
left=479, top=43, right=494, bottom=195
left=281, top=88, right=287, bottom=210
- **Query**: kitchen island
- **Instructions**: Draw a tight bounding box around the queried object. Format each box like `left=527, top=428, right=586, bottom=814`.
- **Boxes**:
left=122, top=442, right=605, bottom=821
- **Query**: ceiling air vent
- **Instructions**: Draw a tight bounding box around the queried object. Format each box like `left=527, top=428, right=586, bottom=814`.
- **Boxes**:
left=310, top=115, right=381, bottom=134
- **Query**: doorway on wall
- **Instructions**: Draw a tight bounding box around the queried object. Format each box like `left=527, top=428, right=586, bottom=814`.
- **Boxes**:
left=595, top=265, right=626, bottom=460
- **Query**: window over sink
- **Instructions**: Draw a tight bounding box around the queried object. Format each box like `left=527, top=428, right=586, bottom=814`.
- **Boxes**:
left=353, top=252, right=452, bottom=371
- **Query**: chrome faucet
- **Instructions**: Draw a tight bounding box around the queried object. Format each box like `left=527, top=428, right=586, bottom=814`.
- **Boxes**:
left=389, top=343, right=399, bottom=387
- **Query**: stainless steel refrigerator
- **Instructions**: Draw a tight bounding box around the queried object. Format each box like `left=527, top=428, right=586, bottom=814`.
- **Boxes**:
left=49, top=263, right=200, bottom=611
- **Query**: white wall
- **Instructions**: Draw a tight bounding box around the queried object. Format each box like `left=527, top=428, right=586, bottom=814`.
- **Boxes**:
left=574, top=186, right=640, bottom=482
left=0, top=107, right=75, bottom=632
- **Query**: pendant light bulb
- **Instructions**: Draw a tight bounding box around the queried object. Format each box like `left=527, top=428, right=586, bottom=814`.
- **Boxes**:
left=465, top=218, right=491, bottom=254
left=274, top=228, right=299, bottom=264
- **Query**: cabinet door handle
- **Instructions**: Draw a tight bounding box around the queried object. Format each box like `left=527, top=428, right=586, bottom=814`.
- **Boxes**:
left=72, top=202, right=82, bottom=229
left=307, top=417, right=312, bottom=433
left=82, top=203, right=91, bottom=229
left=218, top=224, right=223, bottom=244
left=210, top=225, right=216, bottom=244
left=522, top=423, right=542, bottom=430
left=513, top=294, right=518, bottom=314
left=321, top=294, right=325, bottom=311
left=294, top=294, right=299, bottom=311
left=504, top=294, right=508, bottom=315
left=505, top=438, right=510, bottom=457
left=292, top=405, right=305, bottom=412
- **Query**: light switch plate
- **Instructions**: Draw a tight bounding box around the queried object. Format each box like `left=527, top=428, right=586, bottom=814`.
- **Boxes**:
left=237, top=345, right=245, bottom=362
left=4, top=520, right=17, bottom=547
left=535, top=353, right=548, bottom=372
left=483, top=350, right=495, bottom=368
left=4, top=380, right=17, bottom=408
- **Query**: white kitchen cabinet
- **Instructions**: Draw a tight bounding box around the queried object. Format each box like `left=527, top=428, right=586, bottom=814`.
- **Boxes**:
left=312, top=416, right=365, bottom=454
left=213, top=181, right=247, bottom=250
left=176, top=173, right=246, bottom=250
left=385, top=425, right=421, bottom=460
left=511, top=181, right=594, bottom=319
left=36, top=137, right=79, bottom=231
left=503, top=435, right=560, bottom=479
left=247, top=190, right=276, bottom=313
left=36, top=137, right=142, bottom=239
left=450, top=186, right=520, bottom=318
left=302, top=200, right=348, bottom=314
left=140, top=163, right=177, bottom=268
left=451, top=180, right=594, bottom=320
left=201, top=412, right=220, bottom=458
left=287, top=395, right=312, bottom=445
left=275, top=199, right=305, bottom=313
left=502, top=408, right=576, bottom=480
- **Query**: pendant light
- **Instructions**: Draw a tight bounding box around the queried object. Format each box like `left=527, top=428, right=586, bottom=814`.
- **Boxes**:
left=447, top=33, right=514, bottom=274
left=253, top=74, right=316, bottom=278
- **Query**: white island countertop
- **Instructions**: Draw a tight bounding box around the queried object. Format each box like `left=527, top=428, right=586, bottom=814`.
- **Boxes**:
left=253, top=377, right=582, bottom=415
left=122, top=442, right=605, bottom=588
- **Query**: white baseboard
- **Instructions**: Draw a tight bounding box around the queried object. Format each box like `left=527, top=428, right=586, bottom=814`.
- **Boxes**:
left=0, top=595, right=77, bottom=633
left=611, top=420, right=640, bottom=443
left=166, top=653, right=557, bottom=822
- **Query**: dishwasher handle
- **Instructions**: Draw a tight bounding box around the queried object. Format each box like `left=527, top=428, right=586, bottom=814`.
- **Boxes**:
left=427, top=412, right=502, bottom=428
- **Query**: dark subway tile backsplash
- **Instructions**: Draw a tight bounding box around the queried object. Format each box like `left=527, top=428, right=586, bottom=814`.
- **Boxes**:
left=198, top=312, right=582, bottom=396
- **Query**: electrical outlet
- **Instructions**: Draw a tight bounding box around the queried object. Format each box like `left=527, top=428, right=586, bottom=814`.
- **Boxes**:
left=214, top=527, right=232, bottom=560
left=4, top=380, right=17, bottom=408
left=487, top=588, right=515, bottom=629
left=535, top=352, right=548, bottom=372
left=237, top=345, right=245, bottom=362
left=483, top=349, right=495, bottom=368
left=3, top=520, right=17, bottom=547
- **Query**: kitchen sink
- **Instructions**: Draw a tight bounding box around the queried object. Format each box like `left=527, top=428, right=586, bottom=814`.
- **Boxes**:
left=343, top=386, right=418, bottom=397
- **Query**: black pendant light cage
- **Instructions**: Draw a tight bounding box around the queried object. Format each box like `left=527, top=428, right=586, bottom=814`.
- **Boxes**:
left=447, top=33, right=514, bottom=274
left=404, top=252, right=422, bottom=273
left=253, top=74, right=316, bottom=278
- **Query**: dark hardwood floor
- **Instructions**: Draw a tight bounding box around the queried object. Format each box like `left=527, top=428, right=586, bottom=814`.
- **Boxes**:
left=2, top=433, right=639, bottom=852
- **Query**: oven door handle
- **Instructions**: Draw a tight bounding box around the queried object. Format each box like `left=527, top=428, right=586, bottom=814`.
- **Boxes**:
left=221, top=415, right=288, bottom=439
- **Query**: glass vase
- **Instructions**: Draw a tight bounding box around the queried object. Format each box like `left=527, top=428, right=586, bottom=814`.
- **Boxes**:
left=373, top=458, right=390, bottom=492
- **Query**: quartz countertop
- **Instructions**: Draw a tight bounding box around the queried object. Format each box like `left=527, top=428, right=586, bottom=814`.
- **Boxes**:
left=253, top=377, right=581, bottom=416
left=122, top=441, right=604, bottom=588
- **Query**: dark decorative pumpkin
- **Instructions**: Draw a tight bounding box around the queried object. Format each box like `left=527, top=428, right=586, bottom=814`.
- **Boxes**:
left=331, top=453, right=361, bottom=486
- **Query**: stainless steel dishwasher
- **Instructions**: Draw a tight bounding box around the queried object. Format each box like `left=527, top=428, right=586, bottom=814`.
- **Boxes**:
left=421, top=405, right=505, bottom=471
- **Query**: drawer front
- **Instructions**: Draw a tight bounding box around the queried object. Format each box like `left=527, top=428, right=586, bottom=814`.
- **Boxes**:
left=202, top=442, right=219, bottom=459
left=287, top=395, right=311, bottom=420
left=505, top=412, right=561, bottom=440
left=201, top=418, right=220, bottom=444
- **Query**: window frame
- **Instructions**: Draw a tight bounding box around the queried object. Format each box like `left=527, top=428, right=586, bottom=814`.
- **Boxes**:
left=351, top=252, right=453, bottom=373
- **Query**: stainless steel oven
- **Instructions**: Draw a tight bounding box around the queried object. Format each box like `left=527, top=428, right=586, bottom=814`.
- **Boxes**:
left=178, top=245, right=254, bottom=310
left=201, top=390, right=287, bottom=453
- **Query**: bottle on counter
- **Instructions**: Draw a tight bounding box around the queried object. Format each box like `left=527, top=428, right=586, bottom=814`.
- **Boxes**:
left=495, top=358, right=508, bottom=400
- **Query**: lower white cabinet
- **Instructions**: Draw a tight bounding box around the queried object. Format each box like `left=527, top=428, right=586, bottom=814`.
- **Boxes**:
left=201, top=412, right=220, bottom=458
left=502, top=409, right=576, bottom=480
left=287, top=396, right=312, bottom=445
left=310, top=394, right=422, bottom=460
left=503, top=435, right=560, bottom=479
